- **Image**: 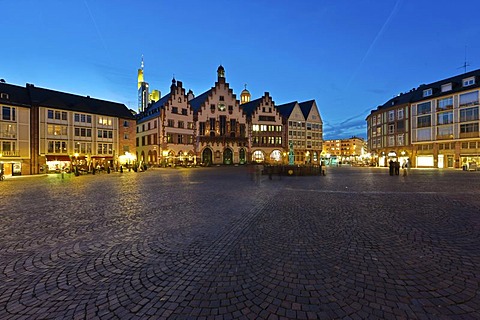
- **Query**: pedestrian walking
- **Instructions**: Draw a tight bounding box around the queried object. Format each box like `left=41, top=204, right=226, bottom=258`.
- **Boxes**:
left=395, top=160, right=400, bottom=175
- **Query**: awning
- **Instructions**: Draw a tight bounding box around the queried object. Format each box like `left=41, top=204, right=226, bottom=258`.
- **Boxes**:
left=45, top=155, right=71, bottom=161
left=91, top=156, right=113, bottom=159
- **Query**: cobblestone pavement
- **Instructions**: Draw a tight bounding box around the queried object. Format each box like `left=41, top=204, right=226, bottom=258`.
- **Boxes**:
left=1, top=166, right=479, bottom=319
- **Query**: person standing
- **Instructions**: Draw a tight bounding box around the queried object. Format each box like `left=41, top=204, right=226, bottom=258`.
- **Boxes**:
left=395, top=160, right=400, bottom=175
left=389, top=160, right=394, bottom=176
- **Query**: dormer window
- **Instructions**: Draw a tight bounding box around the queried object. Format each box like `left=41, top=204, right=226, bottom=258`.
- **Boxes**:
left=423, top=88, right=432, bottom=97
left=463, top=76, right=475, bottom=87
left=0, top=93, right=9, bottom=100
left=441, top=83, right=452, bottom=92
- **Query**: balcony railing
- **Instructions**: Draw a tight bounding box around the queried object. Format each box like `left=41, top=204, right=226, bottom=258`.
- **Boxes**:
left=0, top=150, right=19, bottom=157
left=436, top=105, right=453, bottom=112
left=436, top=134, right=454, bottom=140
left=460, top=132, right=480, bottom=139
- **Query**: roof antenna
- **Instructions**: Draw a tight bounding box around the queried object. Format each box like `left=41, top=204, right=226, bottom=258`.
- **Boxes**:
left=458, top=45, right=470, bottom=74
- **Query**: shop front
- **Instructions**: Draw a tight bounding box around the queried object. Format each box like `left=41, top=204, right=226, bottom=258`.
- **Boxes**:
left=0, top=161, right=23, bottom=176
left=460, top=155, right=480, bottom=171
left=437, top=154, right=455, bottom=168
left=44, top=155, right=71, bottom=173
left=416, top=155, right=434, bottom=167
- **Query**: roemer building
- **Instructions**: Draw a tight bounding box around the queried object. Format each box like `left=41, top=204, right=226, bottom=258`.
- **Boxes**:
left=136, top=64, right=323, bottom=166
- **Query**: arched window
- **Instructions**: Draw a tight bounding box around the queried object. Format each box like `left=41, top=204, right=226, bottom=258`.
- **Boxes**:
left=253, top=150, right=264, bottom=163
left=270, top=150, right=282, bottom=162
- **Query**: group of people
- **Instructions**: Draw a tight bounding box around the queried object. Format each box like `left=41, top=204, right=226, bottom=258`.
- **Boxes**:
left=389, top=158, right=410, bottom=176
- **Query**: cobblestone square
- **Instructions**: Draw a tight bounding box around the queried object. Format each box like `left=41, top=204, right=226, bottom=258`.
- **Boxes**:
left=1, top=167, right=479, bottom=319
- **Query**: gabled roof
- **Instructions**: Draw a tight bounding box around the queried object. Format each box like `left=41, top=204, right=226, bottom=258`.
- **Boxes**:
left=298, top=100, right=315, bottom=119
left=27, top=84, right=135, bottom=119
left=240, top=97, right=263, bottom=117
left=137, top=93, right=171, bottom=123
left=275, top=101, right=298, bottom=118
left=189, top=89, right=212, bottom=112
left=0, top=82, right=32, bottom=108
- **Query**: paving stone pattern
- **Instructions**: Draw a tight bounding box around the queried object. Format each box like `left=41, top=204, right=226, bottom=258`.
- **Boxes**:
left=0, top=167, right=479, bottom=319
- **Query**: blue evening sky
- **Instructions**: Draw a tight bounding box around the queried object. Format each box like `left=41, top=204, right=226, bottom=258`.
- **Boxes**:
left=2, top=0, right=479, bottom=140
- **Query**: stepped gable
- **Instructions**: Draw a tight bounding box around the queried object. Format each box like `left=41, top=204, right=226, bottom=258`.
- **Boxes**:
left=240, top=97, right=263, bottom=117
left=189, top=89, right=212, bottom=113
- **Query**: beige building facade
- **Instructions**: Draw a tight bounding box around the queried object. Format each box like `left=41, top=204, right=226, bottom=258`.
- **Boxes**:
left=276, top=100, right=323, bottom=164
left=0, top=84, right=31, bottom=176
left=367, top=69, right=480, bottom=169
left=323, top=137, right=366, bottom=165
left=0, top=82, right=136, bottom=176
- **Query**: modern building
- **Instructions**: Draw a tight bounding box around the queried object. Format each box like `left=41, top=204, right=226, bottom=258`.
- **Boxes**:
left=323, top=136, right=367, bottom=165
left=367, top=68, right=480, bottom=169
left=0, top=82, right=31, bottom=176
left=0, top=81, right=136, bottom=176
left=241, top=92, right=285, bottom=164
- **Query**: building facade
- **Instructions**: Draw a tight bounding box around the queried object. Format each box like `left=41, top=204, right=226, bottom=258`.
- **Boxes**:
left=135, top=64, right=323, bottom=167
left=0, top=83, right=31, bottom=176
left=190, top=66, right=248, bottom=165
left=136, top=79, right=195, bottom=167
left=276, top=100, right=323, bottom=164
left=323, top=136, right=367, bottom=165
left=241, top=92, right=285, bottom=164
left=0, top=82, right=136, bottom=176
left=367, top=69, right=480, bottom=169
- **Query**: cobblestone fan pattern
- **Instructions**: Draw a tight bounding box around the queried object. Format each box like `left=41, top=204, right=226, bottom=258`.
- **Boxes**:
left=0, top=167, right=479, bottom=319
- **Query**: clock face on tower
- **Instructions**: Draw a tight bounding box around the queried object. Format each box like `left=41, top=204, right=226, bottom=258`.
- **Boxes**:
left=217, top=103, right=226, bottom=111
